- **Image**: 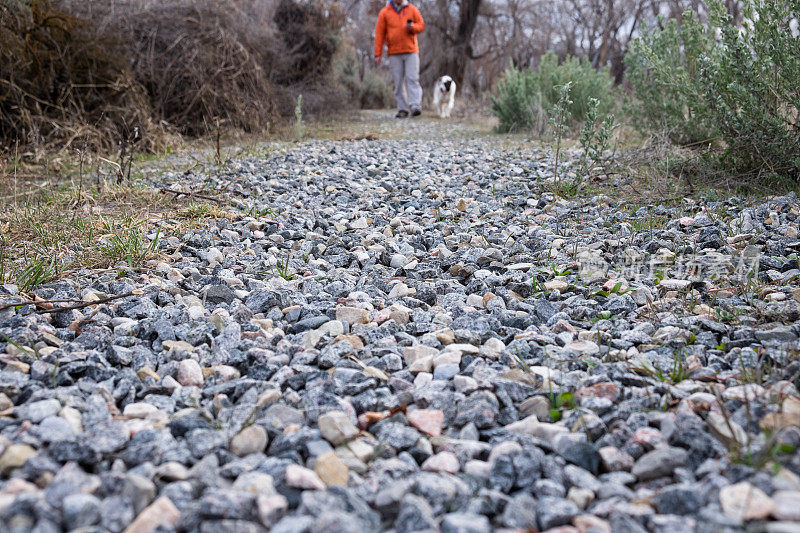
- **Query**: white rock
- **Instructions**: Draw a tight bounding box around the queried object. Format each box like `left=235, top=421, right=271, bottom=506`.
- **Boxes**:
left=719, top=482, right=774, bottom=521
left=421, top=451, right=460, bottom=474
left=123, top=403, right=160, bottom=419
left=177, top=359, right=203, bottom=387
left=285, top=464, right=325, bottom=490
left=317, top=411, right=359, bottom=446
left=206, top=247, right=224, bottom=267
left=504, top=415, right=569, bottom=444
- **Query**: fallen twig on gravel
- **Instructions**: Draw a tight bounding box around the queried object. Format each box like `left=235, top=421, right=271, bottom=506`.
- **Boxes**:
left=0, top=290, right=141, bottom=314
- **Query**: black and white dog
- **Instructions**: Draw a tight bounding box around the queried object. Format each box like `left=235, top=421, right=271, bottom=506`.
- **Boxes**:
left=433, top=75, right=456, bottom=118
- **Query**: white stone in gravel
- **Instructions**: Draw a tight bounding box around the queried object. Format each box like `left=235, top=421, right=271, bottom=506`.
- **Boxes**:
left=60, top=407, right=82, bottom=434
left=162, top=376, right=182, bottom=394
left=504, top=415, right=568, bottom=444
left=206, top=247, right=224, bottom=267
left=123, top=403, right=160, bottom=419
left=285, top=464, right=325, bottom=490
left=177, top=359, right=203, bottom=387
left=155, top=462, right=190, bottom=481
left=565, top=340, right=600, bottom=356
left=479, top=337, right=505, bottom=359
left=723, top=384, right=764, bottom=402
left=421, top=451, right=459, bottom=474
left=453, top=375, right=478, bottom=393
left=403, top=345, right=438, bottom=365
left=772, top=490, right=800, bottom=520
left=335, top=306, right=369, bottom=325
left=409, top=355, right=434, bottom=374
left=388, top=283, right=414, bottom=298
left=318, top=411, right=359, bottom=445
left=719, top=482, right=775, bottom=521
left=659, top=279, right=691, bottom=290
left=443, top=343, right=479, bottom=356
left=598, top=446, right=634, bottom=472
left=390, top=254, right=407, bottom=268
left=19, top=399, right=61, bottom=423
left=230, top=425, right=268, bottom=456
left=465, top=294, right=484, bottom=308
left=433, top=351, right=461, bottom=368
left=233, top=472, right=275, bottom=494
left=631, top=287, right=653, bottom=306
left=257, top=494, right=288, bottom=526
left=162, top=340, right=194, bottom=354
left=706, top=411, right=748, bottom=446
left=414, top=372, right=433, bottom=388
left=113, top=318, right=139, bottom=337
left=464, top=460, right=491, bottom=478
left=519, top=396, right=551, bottom=421
left=317, top=320, right=344, bottom=338
left=488, top=441, right=523, bottom=464
left=545, top=279, right=569, bottom=292
left=568, top=487, right=595, bottom=509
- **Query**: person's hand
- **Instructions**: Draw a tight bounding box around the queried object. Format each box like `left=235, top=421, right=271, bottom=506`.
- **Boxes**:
left=405, top=21, right=414, bottom=32
left=375, top=56, right=382, bottom=67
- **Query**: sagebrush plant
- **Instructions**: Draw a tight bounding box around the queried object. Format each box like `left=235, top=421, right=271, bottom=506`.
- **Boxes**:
left=625, top=14, right=713, bottom=145
left=491, top=52, right=616, bottom=133
left=549, top=82, right=573, bottom=185
left=579, top=97, right=618, bottom=178
left=626, top=0, right=800, bottom=182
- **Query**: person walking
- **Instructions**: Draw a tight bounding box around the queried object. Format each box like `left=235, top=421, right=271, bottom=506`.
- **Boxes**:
left=374, top=1, right=425, bottom=118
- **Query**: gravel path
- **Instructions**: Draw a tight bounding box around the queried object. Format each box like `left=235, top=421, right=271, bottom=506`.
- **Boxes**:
left=2, top=113, right=800, bottom=532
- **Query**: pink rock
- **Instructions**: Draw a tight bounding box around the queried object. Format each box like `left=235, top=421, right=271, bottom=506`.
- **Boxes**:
left=632, top=427, right=666, bottom=450
left=421, top=451, right=460, bottom=474
left=577, top=382, right=620, bottom=403
left=551, top=319, right=576, bottom=334
left=123, top=497, right=180, bottom=533
left=407, top=409, right=444, bottom=437
left=679, top=217, right=694, bottom=226
left=602, top=279, right=628, bottom=292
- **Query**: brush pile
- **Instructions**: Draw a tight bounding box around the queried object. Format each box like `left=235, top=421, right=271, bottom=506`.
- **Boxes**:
left=0, top=0, right=346, bottom=151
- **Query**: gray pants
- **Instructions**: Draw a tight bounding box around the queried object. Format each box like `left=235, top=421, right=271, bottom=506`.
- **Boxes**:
left=389, top=53, right=422, bottom=112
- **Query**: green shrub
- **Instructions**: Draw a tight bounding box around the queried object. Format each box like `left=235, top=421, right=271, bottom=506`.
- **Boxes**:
left=626, top=0, right=800, bottom=182
left=625, top=15, right=713, bottom=145
left=491, top=52, right=616, bottom=133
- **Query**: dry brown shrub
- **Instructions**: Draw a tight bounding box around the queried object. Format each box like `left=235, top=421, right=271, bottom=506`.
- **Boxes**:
left=0, top=0, right=160, bottom=152
left=113, top=0, right=280, bottom=135
left=1, top=0, right=351, bottom=152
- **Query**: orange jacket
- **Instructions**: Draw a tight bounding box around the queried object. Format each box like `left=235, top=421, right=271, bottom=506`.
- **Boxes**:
left=374, top=1, right=425, bottom=57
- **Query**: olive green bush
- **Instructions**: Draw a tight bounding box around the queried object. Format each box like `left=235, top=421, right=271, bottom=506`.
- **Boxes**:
left=491, top=52, right=616, bottom=134
left=626, top=0, right=800, bottom=182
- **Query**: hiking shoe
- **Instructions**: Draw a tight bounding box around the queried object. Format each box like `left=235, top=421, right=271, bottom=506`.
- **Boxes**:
left=411, top=108, right=422, bottom=117
left=395, top=110, right=409, bottom=118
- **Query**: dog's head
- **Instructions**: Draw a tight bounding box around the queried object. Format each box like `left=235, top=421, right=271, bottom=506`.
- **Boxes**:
left=439, top=75, right=453, bottom=92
